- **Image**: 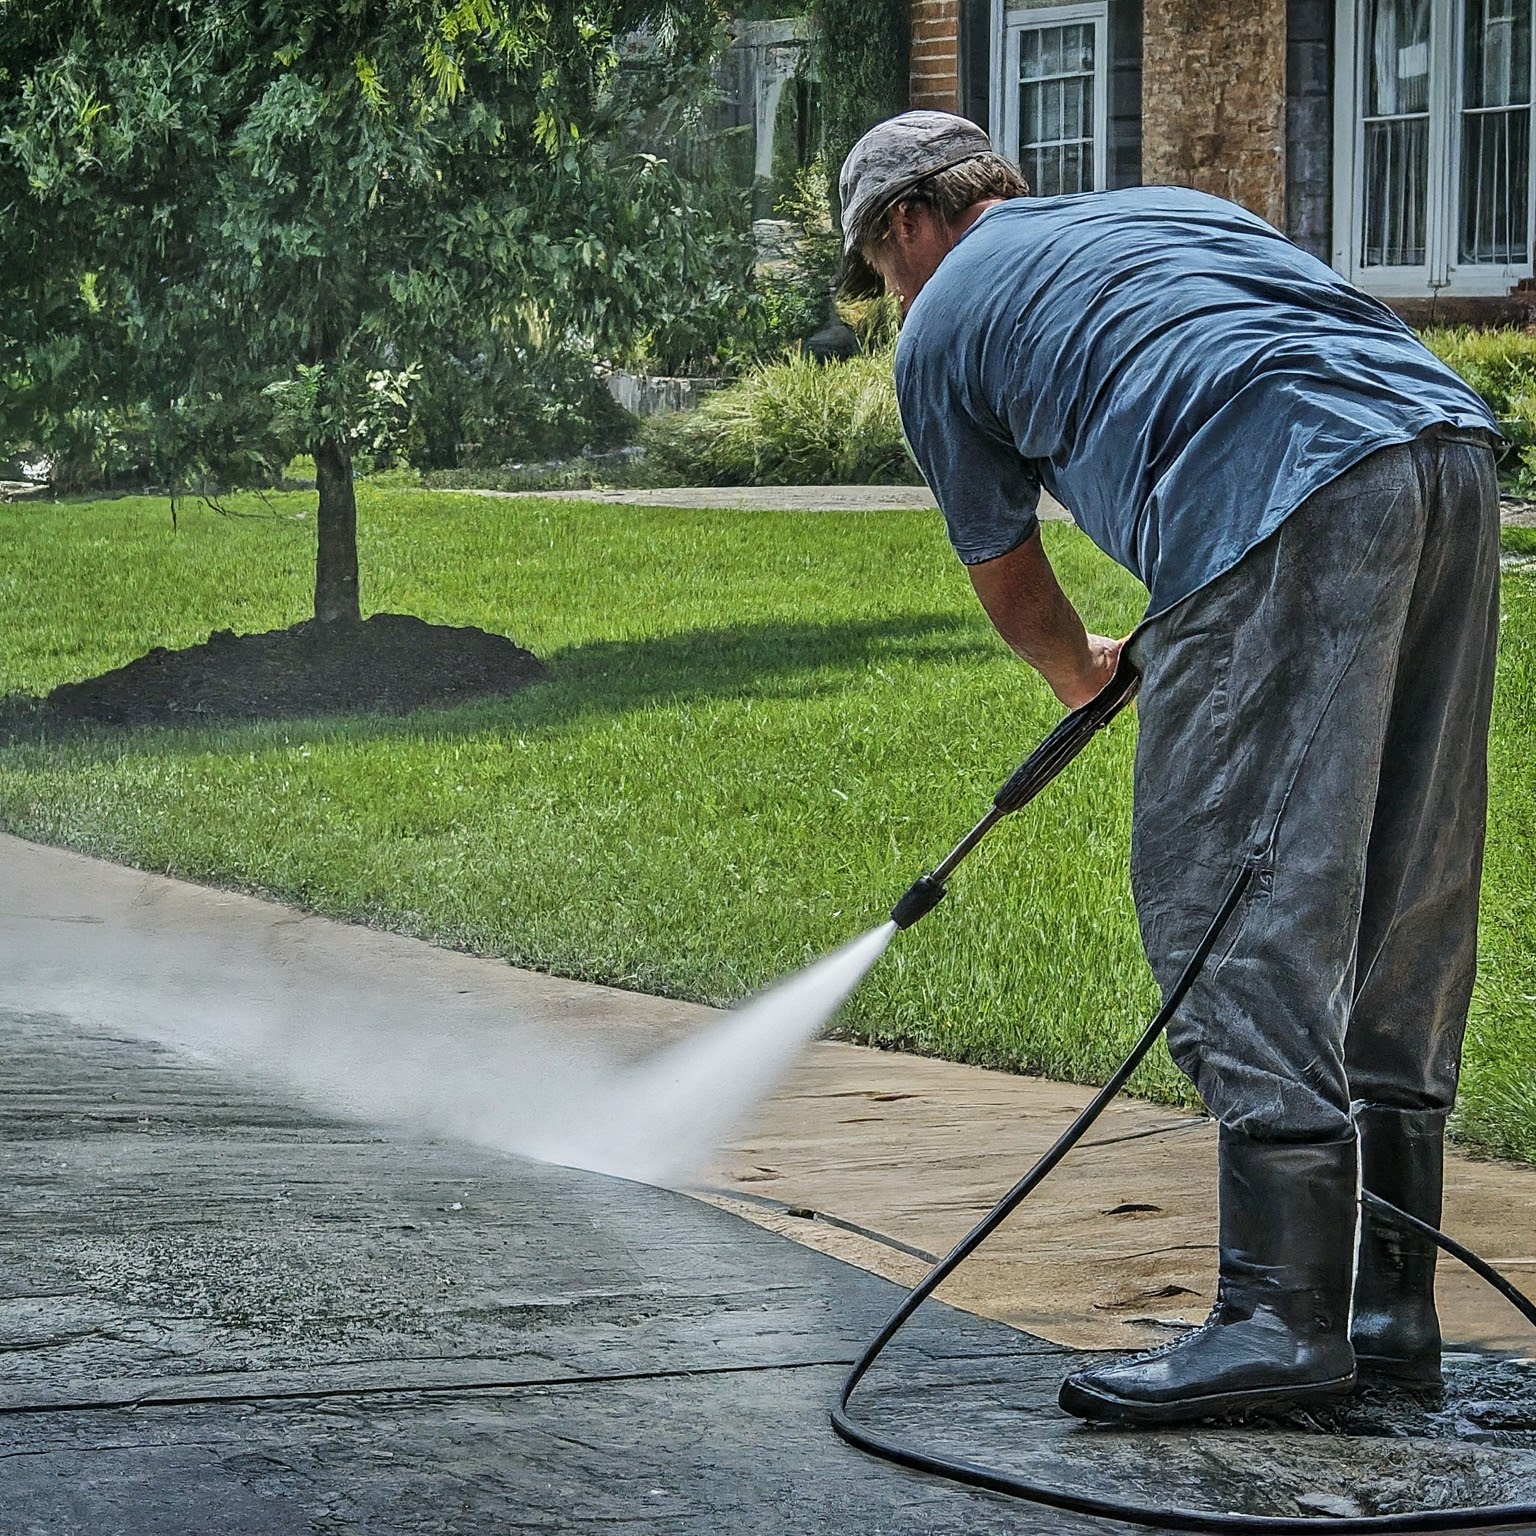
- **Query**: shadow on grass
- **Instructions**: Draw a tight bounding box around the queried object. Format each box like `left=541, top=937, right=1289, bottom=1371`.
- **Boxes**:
left=0, top=612, right=995, bottom=755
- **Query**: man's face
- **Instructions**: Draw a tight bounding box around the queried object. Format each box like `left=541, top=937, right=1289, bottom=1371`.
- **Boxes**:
left=864, top=202, right=955, bottom=315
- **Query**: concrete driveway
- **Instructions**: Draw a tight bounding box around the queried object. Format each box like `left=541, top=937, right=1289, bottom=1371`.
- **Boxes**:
left=3, top=835, right=1534, bottom=1532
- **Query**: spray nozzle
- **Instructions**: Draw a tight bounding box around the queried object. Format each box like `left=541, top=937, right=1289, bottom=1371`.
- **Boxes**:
left=890, top=873, right=947, bottom=929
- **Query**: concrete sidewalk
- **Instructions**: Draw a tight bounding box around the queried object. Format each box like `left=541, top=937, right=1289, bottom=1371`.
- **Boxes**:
left=451, top=482, right=1076, bottom=520
left=4, top=833, right=1532, bottom=1360
left=5, top=834, right=1536, bottom=1532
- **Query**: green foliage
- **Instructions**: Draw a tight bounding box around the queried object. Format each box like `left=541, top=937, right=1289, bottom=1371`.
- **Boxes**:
left=810, top=0, right=909, bottom=222
left=0, top=492, right=1532, bottom=1160
left=0, top=1, right=744, bottom=501
left=408, top=344, right=637, bottom=468
left=752, top=155, right=843, bottom=355
left=639, top=345, right=919, bottom=484
left=1419, top=326, right=1536, bottom=444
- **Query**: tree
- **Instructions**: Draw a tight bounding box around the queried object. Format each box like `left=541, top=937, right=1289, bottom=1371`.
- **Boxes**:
left=811, top=0, right=909, bottom=226
left=1, top=1, right=734, bottom=625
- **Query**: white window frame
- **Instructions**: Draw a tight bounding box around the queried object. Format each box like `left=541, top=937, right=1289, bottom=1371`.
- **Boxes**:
left=1333, top=0, right=1536, bottom=296
left=990, top=1, right=1109, bottom=193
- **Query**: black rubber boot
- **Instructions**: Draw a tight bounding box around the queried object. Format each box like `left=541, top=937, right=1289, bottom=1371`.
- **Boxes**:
left=1059, top=1128, right=1358, bottom=1426
left=1352, top=1103, right=1448, bottom=1387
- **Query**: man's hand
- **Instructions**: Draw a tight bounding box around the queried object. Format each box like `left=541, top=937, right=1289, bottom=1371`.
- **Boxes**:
left=967, top=532, right=1123, bottom=709
left=1056, top=632, right=1124, bottom=710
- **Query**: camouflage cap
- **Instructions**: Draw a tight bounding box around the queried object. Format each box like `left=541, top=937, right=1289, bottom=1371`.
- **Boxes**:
left=837, top=110, right=992, bottom=297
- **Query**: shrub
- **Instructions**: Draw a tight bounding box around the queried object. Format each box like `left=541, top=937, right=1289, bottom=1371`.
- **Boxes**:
left=639, top=346, right=920, bottom=485
left=1418, top=326, right=1536, bottom=493
left=410, top=343, right=637, bottom=470
left=1419, top=326, right=1536, bottom=443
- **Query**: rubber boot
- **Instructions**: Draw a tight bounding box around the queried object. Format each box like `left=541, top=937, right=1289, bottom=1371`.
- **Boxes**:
left=1058, top=1128, right=1358, bottom=1426
left=1351, top=1103, right=1447, bottom=1387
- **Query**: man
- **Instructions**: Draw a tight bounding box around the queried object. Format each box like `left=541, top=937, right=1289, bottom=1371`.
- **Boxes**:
left=838, top=111, right=1502, bottom=1426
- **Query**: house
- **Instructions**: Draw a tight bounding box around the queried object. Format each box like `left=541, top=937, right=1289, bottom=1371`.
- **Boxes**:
left=909, top=0, right=1536, bottom=323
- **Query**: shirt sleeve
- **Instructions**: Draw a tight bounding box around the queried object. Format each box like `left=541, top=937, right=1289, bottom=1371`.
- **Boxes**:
left=895, top=329, right=1042, bottom=566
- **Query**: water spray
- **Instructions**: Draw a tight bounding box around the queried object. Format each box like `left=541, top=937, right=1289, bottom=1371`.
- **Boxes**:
left=833, top=654, right=1536, bottom=1535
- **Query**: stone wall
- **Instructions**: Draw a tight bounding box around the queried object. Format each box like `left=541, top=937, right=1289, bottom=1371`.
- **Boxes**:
left=1141, top=0, right=1287, bottom=224
left=909, top=0, right=960, bottom=112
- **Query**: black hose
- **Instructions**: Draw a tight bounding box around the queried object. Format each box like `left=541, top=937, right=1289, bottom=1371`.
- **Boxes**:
left=832, top=862, right=1536, bottom=1534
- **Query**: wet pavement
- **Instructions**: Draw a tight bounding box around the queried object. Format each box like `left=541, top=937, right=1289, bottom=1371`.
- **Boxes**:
left=3, top=835, right=1536, bottom=1529
left=3, top=1004, right=1122, bottom=1535
left=5, top=979, right=1536, bottom=1530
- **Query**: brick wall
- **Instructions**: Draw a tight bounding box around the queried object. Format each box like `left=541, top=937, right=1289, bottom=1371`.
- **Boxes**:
left=1141, top=0, right=1288, bottom=225
left=909, top=0, right=960, bottom=113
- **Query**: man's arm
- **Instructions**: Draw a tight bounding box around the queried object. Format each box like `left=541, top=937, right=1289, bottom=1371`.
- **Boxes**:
left=967, top=529, right=1122, bottom=709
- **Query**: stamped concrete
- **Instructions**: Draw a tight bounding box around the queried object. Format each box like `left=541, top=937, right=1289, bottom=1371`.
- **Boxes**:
left=4, top=834, right=1532, bottom=1363
left=4, top=836, right=1536, bottom=1531
left=0, top=1007, right=1088, bottom=1535
left=7, top=1007, right=1535, bottom=1535
left=708, top=1044, right=1536, bottom=1360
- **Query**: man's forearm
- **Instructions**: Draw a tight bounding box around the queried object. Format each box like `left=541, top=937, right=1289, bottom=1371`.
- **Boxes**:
left=966, top=529, right=1120, bottom=708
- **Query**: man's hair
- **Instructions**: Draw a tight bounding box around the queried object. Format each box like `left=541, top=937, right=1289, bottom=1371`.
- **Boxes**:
left=859, top=153, right=1029, bottom=256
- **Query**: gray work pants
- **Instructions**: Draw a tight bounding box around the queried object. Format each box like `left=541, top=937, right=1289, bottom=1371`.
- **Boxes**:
left=1125, top=429, right=1501, bottom=1141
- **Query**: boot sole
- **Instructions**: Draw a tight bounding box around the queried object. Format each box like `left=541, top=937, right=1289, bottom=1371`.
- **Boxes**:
left=1353, top=1351, right=1443, bottom=1390
left=1059, top=1372, right=1356, bottom=1427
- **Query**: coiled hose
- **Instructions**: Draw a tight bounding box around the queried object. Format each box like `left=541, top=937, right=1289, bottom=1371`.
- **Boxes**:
left=834, top=659, right=1536, bottom=1534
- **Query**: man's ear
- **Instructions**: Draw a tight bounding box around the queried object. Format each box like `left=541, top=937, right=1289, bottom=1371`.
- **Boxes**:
left=886, top=199, right=921, bottom=249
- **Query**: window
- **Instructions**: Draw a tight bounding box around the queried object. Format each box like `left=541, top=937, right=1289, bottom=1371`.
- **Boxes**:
left=997, top=4, right=1108, bottom=195
left=1336, top=0, right=1536, bottom=294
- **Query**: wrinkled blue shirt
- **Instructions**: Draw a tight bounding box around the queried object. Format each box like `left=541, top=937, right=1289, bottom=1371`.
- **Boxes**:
left=895, top=187, right=1497, bottom=617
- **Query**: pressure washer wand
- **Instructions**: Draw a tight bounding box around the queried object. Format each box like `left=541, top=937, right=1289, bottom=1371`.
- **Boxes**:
left=889, top=651, right=1142, bottom=929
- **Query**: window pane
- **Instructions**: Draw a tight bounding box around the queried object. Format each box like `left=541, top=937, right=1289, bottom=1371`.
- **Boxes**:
left=1362, top=116, right=1429, bottom=265
left=1064, top=74, right=1086, bottom=139
left=1041, top=25, right=1061, bottom=78
left=1067, top=24, right=1094, bottom=73
left=1022, top=29, right=1040, bottom=79
left=1460, top=105, right=1532, bottom=261
left=1367, top=0, right=1431, bottom=116
left=1023, top=145, right=1050, bottom=197
left=1061, top=142, right=1085, bottom=193
left=1015, top=20, right=1096, bottom=195
left=1464, top=0, right=1532, bottom=109
left=1360, top=0, right=1430, bottom=266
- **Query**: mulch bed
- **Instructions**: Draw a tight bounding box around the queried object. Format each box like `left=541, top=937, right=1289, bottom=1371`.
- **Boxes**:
left=4, top=613, right=546, bottom=731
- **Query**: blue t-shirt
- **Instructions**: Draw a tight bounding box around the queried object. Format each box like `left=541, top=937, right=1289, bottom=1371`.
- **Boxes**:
left=895, top=187, right=1497, bottom=617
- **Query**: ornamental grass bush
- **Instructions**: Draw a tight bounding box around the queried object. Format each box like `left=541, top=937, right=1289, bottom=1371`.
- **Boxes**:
left=634, top=324, right=1536, bottom=493
left=1419, top=326, right=1536, bottom=489
left=1418, top=326, right=1536, bottom=433
left=639, top=345, right=922, bottom=486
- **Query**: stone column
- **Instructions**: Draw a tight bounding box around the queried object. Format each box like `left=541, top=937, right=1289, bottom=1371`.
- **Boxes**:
left=1141, top=0, right=1287, bottom=225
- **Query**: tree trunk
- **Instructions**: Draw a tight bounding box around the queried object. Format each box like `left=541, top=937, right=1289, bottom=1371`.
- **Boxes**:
left=313, top=436, right=361, bottom=626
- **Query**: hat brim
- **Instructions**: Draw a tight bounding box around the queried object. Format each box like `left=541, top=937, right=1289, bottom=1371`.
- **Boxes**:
left=835, top=148, right=993, bottom=300
left=836, top=246, right=885, bottom=300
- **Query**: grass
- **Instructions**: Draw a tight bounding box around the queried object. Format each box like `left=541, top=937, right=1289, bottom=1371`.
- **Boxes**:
left=1, top=489, right=1533, bottom=1162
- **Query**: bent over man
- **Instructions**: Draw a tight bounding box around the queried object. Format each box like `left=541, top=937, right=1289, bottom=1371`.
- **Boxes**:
left=838, top=110, right=1502, bottom=1425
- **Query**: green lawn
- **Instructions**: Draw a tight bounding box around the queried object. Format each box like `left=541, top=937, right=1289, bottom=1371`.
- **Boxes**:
left=2, top=489, right=1533, bottom=1161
